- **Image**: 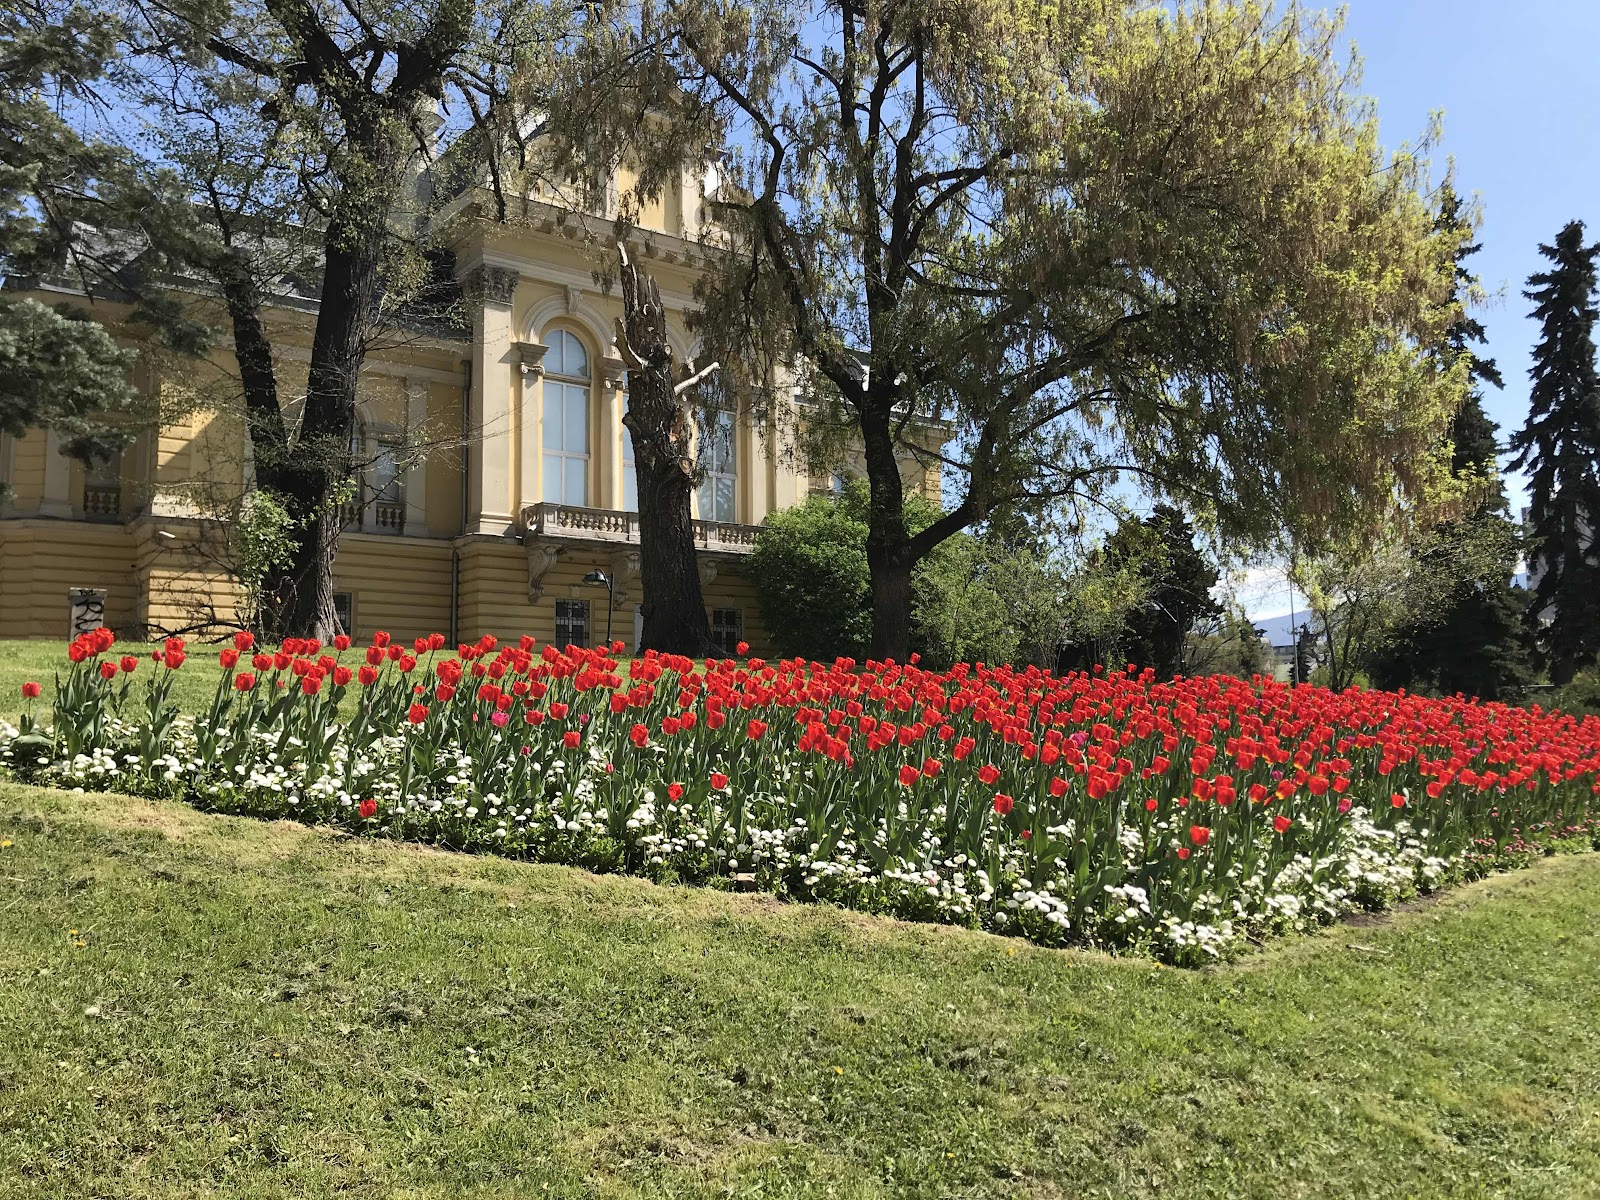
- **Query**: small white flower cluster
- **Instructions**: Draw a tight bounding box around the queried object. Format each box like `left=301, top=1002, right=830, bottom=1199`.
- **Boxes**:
left=0, top=721, right=1524, bottom=965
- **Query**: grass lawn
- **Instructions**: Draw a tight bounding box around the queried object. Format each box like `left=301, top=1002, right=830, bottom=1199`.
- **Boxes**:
left=0, top=639, right=228, bottom=722
left=2, top=785, right=1599, bottom=1198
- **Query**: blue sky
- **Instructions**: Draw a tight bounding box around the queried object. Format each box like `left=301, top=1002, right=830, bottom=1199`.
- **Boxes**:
left=1235, top=0, right=1600, bottom=620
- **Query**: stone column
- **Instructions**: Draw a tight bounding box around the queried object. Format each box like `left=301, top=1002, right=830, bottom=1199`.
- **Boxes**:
left=463, top=266, right=519, bottom=535
left=600, top=355, right=627, bottom=510
left=404, top=377, right=429, bottom=536
left=40, top=429, right=73, bottom=517
left=516, top=341, right=547, bottom=516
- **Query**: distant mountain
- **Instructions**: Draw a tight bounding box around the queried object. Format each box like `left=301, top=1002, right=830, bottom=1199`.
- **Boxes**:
left=1248, top=575, right=1531, bottom=649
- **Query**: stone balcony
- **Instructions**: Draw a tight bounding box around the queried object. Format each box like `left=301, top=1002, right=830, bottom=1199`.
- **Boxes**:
left=516, top=501, right=761, bottom=605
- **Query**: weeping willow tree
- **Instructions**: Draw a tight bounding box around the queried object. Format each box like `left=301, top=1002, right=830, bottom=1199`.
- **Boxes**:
left=559, top=0, right=1469, bottom=660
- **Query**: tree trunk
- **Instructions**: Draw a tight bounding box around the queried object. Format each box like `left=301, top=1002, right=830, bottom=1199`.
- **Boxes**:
left=256, top=214, right=387, bottom=640
left=860, top=398, right=915, bottom=661
left=615, top=245, right=719, bottom=657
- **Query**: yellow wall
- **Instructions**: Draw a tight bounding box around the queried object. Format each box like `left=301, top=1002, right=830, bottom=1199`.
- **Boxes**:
left=0, top=521, right=141, bottom=639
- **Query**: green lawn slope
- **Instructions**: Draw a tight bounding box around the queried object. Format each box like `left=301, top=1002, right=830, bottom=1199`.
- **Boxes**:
left=3, top=783, right=1599, bottom=1199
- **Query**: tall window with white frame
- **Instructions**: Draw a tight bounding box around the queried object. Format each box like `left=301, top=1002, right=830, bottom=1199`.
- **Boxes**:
left=554, top=598, right=591, bottom=647
left=542, top=329, right=590, bottom=507
left=696, top=408, right=736, bottom=522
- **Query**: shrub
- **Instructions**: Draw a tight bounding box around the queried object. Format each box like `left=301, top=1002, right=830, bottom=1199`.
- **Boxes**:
left=750, top=483, right=1067, bottom=667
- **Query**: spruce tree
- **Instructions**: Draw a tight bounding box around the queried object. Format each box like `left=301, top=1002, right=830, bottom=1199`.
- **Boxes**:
left=1369, top=189, right=1535, bottom=699
left=1509, top=221, right=1600, bottom=683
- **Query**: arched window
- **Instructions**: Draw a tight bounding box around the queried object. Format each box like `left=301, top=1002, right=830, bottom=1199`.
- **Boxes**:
left=696, top=408, right=736, bottom=522
left=542, top=329, right=589, bottom=506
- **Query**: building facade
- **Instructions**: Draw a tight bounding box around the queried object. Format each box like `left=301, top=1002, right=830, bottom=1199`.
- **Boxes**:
left=0, top=178, right=940, bottom=652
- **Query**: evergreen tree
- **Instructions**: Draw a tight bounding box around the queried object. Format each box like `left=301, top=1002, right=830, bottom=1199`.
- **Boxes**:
left=1368, top=188, right=1535, bottom=699
left=1102, top=505, right=1222, bottom=678
left=0, top=0, right=146, bottom=485
left=1509, top=221, right=1600, bottom=683
left=1293, top=624, right=1317, bottom=686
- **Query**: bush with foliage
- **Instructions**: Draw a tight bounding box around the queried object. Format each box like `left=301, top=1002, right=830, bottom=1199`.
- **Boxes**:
left=750, top=484, right=1069, bottom=668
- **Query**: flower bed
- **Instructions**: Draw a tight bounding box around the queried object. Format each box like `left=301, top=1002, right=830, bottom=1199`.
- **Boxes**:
left=5, top=628, right=1600, bottom=963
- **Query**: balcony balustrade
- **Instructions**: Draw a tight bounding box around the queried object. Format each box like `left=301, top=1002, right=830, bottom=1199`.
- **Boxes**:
left=516, top=501, right=759, bottom=554
left=81, top=484, right=121, bottom=522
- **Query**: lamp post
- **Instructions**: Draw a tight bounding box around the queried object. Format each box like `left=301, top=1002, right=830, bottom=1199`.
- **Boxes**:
left=582, top=569, right=614, bottom=646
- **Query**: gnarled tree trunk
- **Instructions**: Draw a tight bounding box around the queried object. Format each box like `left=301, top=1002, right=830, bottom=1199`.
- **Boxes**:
left=614, top=243, right=719, bottom=657
left=860, top=397, right=915, bottom=663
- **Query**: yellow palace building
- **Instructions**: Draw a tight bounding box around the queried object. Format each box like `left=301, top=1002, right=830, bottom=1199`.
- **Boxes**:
left=0, top=171, right=939, bottom=653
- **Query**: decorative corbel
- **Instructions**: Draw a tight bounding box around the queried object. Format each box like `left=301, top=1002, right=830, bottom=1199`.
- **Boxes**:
left=526, top=542, right=562, bottom=601
left=697, top=558, right=719, bottom=589
left=515, top=341, right=549, bottom=380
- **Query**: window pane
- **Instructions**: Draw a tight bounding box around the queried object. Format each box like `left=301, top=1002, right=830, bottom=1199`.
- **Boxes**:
left=716, top=411, right=734, bottom=471
left=714, top=474, right=735, bottom=522
left=553, top=330, right=586, bottom=378
left=543, top=388, right=562, bottom=452
left=543, top=453, right=563, bottom=503
left=565, top=386, right=588, bottom=453
left=565, top=459, right=586, bottom=506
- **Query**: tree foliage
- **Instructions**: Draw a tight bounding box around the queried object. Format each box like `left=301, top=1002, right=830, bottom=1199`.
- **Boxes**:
left=0, top=0, right=150, bottom=479
left=567, top=0, right=1469, bottom=659
left=1510, top=220, right=1600, bottom=684
left=1367, top=188, right=1533, bottom=700
left=749, top=483, right=1068, bottom=667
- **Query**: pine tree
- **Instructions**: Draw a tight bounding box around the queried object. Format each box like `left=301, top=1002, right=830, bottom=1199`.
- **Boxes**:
left=1510, top=221, right=1600, bottom=683
left=1103, top=506, right=1222, bottom=678
left=1368, top=189, right=1535, bottom=699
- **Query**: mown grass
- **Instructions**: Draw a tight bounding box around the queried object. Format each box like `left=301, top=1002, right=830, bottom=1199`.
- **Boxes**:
left=2, top=784, right=1599, bottom=1198
left=0, top=640, right=227, bottom=722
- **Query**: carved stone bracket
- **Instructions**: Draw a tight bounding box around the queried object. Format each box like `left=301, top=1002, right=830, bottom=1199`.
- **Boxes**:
left=515, top=341, right=549, bottom=379
left=526, top=542, right=562, bottom=601
left=609, top=548, right=641, bottom=609
left=697, top=558, right=719, bottom=589
left=463, top=265, right=519, bottom=306
left=564, top=284, right=581, bottom=314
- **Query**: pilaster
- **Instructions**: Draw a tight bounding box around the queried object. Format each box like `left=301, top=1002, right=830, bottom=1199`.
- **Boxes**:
left=463, top=266, right=519, bottom=535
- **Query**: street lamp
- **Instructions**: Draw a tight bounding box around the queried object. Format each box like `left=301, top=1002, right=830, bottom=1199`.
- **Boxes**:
left=582, top=569, right=614, bottom=646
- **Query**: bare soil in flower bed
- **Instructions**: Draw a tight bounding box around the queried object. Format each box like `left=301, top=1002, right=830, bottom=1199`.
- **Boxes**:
left=4, top=783, right=1600, bottom=1198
